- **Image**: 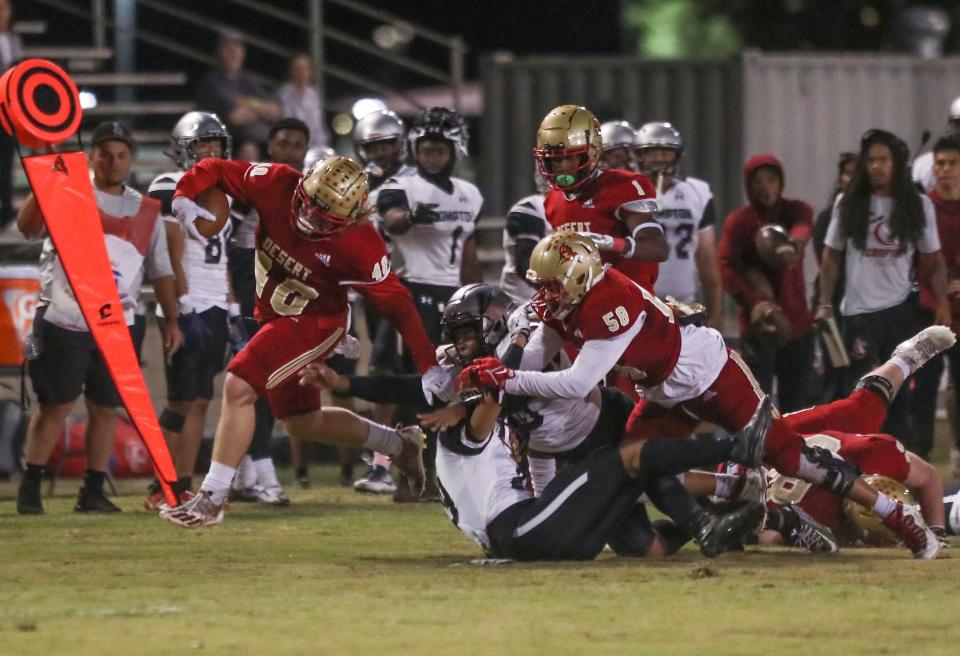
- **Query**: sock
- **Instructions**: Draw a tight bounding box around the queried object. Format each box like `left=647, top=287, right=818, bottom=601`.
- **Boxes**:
left=363, top=421, right=402, bottom=456
left=253, top=458, right=280, bottom=489
left=889, top=355, right=912, bottom=379
left=236, top=455, right=256, bottom=489
left=638, top=437, right=733, bottom=480
left=201, top=461, right=237, bottom=505
left=872, top=492, right=897, bottom=520
left=25, top=463, right=44, bottom=484
left=644, top=475, right=703, bottom=532
left=172, top=477, right=192, bottom=495
left=83, top=469, right=106, bottom=493
left=372, top=451, right=392, bottom=469
left=527, top=454, right=557, bottom=497
left=295, top=466, right=308, bottom=479
left=713, top=473, right=739, bottom=500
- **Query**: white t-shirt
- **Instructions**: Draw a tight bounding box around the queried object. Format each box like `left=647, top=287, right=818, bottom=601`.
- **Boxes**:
left=40, top=186, right=171, bottom=331
left=376, top=172, right=483, bottom=287
left=824, top=193, right=940, bottom=316
left=912, top=152, right=936, bottom=193
left=654, top=176, right=716, bottom=303
left=500, top=194, right=550, bottom=304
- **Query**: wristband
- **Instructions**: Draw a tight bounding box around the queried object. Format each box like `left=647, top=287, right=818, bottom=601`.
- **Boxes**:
left=178, top=294, right=195, bottom=315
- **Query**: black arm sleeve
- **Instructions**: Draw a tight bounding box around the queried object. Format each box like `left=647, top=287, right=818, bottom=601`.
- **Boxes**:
left=376, top=188, right=409, bottom=216
left=345, top=374, right=427, bottom=406
left=514, top=239, right=538, bottom=280
left=501, top=343, right=525, bottom=369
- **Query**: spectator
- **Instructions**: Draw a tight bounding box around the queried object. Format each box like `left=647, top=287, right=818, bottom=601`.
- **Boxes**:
left=276, top=53, right=328, bottom=149
left=719, top=154, right=815, bottom=412
left=0, top=0, right=22, bottom=228
left=15, top=122, right=183, bottom=515
left=914, top=135, right=960, bottom=464
left=818, top=129, right=950, bottom=445
left=195, top=32, right=279, bottom=157
left=912, top=96, right=960, bottom=192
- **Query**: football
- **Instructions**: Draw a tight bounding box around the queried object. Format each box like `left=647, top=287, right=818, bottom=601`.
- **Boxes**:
left=742, top=267, right=792, bottom=348
left=193, top=186, right=230, bottom=238
left=754, top=223, right=797, bottom=269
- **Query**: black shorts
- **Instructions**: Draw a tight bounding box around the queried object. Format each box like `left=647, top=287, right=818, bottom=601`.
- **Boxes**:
left=163, top=307, right=228, bottom=402
left=556, top=386, right=636, bottom=466
left=28, top=313, right=135, bottom=408
left=227, top=245, right=257, bottom=318
left=486, top=446, right=647, bottom=561
left=130, top=312, right=146, bottom=361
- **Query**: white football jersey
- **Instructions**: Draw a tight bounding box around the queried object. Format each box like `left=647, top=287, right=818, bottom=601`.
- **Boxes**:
left=654, top=176, right=716, bottom=303
left=500, top=194, right=550, bottom=304
left=435, top=421, right=533, bottom=553
left=912, top=151, right=935, bottom=192
left=149, top=170, right=232, bottom=313
left=377, top=172, right=483, bottom=286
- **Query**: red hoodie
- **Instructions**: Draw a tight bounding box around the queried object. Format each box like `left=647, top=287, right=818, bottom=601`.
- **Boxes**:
left=919, top=189, right=960, bottom=317
left=719, top=154, right=814, bottom=339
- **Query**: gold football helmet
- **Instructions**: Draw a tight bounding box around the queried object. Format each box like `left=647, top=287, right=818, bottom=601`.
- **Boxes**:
left=294, top=155, right=370, bottom=237
left=526, top=232, right=604, bottom=319
left=533, top=105, right=602, bottom=191
left=843, top=474, right=917, bottom=544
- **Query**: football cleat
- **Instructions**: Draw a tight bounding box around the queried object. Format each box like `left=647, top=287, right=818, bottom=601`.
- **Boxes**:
left=74, top=486, right=121, bottom=514
left=782, top=504, right=839, bottom=554
left=391, top=425, right=426, bottom=498
left=882, top=501, right=939, bottom=560
left=694, top=502, right=766, bottom=558
left=728, top=395, right=773, bottom=468
left=891, top=326, right=956, bottom=375
left=160, top=490, right=224, bottom=528
left=254, top=485, right=291, bottom=507
left=354, top=465, right=397, bottom=495
left=16, top=475, right=45, bottom=515
left=230, top=485, right=264, bottom=504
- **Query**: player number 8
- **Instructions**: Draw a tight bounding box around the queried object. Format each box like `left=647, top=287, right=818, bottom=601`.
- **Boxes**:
left=602, top=305, right=631, bottom=332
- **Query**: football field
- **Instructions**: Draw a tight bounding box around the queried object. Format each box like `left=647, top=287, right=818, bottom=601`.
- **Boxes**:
left=2, top=470, right=958, bottom=656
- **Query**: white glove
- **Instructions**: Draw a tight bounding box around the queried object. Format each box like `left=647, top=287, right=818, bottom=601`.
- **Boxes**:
left=506, top=303, right=533, bottom=340
left=421, top=364, right=451, bottom=405
left=579, top=231, right=635, bottom=257
left=332, top=334, right=361, bottom=360
left=171, top=195, right=216, bottom=224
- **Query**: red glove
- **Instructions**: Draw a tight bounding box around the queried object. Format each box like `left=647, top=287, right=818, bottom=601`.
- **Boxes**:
left=455, top=357, right=516, bottom=394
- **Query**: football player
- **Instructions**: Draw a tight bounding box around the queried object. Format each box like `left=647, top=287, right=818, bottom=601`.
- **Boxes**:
left=533, top=105, right=666, bottom=292
left=299, top=282, right=771, bottom=559
left=598, top=120, right=637, bottom=172
left=375, top=106, right=483, bottom=500
left=459, top=232, right=953, bottom=558
left=144, top=112, right=234, bottom=510
left=945, top=482, right=960, bottom=536
left=635, top=122, right=723, bottom=329
left=500, top=176, right=551, bottom=305
left=160, top=155, right=446, bottom=528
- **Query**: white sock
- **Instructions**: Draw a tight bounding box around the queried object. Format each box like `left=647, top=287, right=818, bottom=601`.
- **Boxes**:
left=713, top=473, right=738, bottom=499
left=372, top=452, right=392, bottom=469
left=254, top=457, right=280, bottom=489
left=363, top=421, right=402, bottom=456
left=528, top=455, right=557, bottom=497
left=872, top=492, right=897, bottom=519
left=889, top=355, right=912, bottom=379
left=202, top=461, right=237, bottom=506
left=235, top=455, right=256, bottom=489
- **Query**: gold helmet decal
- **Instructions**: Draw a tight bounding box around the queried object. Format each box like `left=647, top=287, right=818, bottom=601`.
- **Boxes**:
left=533, top=105, right=602, bottom=191
left=294, top=155, right=370, bottom=237
left=843, top=474, right=917, bottom=544
left=526, top=232, right=604, bottom=318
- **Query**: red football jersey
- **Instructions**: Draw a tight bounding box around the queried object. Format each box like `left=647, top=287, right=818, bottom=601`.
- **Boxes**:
left=544, top=169, right=660, bottom=290
left=769, top=431, right=911, bottom=533
left=541, top=268, right=682, bottom=388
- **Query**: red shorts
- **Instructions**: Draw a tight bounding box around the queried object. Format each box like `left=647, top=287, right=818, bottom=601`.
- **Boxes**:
left=228, top=313, right=346, bottom=419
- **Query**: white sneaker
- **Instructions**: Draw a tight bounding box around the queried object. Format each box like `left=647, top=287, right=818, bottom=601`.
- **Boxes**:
left=255, top=484, right=290, bottom=507
left=892, top=326, right=956, bottom=374
left=160, top=490, right=224, bottom=528
left=353, top=465, right=397, bottom=494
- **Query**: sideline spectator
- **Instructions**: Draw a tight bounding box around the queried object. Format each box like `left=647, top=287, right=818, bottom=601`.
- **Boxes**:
left=0, top=0, right=22, bottom=228
left=912, top=96, right=960, bottom=192
left=915, top=135, right=960, bottom=464
left=276, top=53, right=328, bottom=150
left=195, top=32, right=279, bottom=157
left=15, top=122, right=183, bottom=515
left=818, top=129, right=949, bottom=445
left=719, top=154, right=815, bottom=412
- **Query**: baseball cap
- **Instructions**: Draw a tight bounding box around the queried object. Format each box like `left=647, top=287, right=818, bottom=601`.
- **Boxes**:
left=90, top=121, right=136, bottom=150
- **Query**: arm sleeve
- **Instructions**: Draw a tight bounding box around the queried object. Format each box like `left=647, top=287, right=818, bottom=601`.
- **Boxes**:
left=504, top=324, right=641, bottom=399
left=698, top=198, right=717, bottom=231
left=376, top=188, right=409, bottom=215
left=147, top=177, right=177, bottom=222
left=823, top=196, right=846, bottom=251
left=918, top=196, right=942, bottom=253
left=144, top=217, right=174, bottom=280
left=718, top=211, right=762, bottom=309
left=174, top=158, right=257, bottom=206
left=518, top=324, right=565, bottom=372
left=345, top=374, right=427, bottom=405
left=354, top=272, right=437, bottom=374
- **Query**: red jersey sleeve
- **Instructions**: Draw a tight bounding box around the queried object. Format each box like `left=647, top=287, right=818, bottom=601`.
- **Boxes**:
left=336, top=222, right=393, bottom=286
left=174, top=160, right=300, bottom=209
left=719, top=209, right=763, bottom=310
left=354, top=274, right=437, bottom=374
left=604, top=172, right=659, bottom=220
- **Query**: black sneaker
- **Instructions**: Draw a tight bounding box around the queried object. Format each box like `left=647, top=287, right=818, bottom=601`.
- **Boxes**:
left=729, top=395, right=773, bottom=468
left=74, top=486, right=121, bottom=513
left=781, top=504, right=839, bottom=554
left=17, top=475, right=44, bottom=515
left=694, top=502, right=765, bottom=558
left=295, top=467, right=311, bottom=490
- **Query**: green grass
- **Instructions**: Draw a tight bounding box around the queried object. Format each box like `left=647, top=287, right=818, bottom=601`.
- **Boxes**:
left=1, top=469, right=958, bottom=656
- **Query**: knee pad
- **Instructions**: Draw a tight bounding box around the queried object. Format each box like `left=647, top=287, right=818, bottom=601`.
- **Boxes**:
left=159, top=408, right=186, bottom=433
left=800, top=444, right=861, bottom=497
left=854, top=375, right=894, bottom=405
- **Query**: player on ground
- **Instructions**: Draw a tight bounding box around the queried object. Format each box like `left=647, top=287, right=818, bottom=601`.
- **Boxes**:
left=534, top=105, right=667, bottom=291
left=635, top=122, right=723, bottom=328
left=460, top=232, right=952, bottom=559
left=160, top=155, right=445, bottom=527
left=144, top=111, right=233, bottom=510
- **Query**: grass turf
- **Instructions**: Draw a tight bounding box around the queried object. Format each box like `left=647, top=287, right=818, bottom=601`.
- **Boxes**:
left=1, top=469, right=958, bottom=656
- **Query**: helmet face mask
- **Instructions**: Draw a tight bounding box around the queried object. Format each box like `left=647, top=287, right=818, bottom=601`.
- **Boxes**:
left=525, top=233, right=604, bottom=320
left=169, top=111, right=232, bottom=170
left=635, top=122, right=683, bottom=177
left=293, top=156, right=370, bottom=239
left=440, top=283, right=513, bottom=364
left=533, top=105, right=603, bottom=192
left=408, top=107, right=468, bottom=170
left=354, top=109, right=406, bottom=167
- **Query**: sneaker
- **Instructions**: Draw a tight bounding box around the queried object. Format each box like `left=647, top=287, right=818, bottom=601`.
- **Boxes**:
left=892, top=326, right=957, bottom=375
left=296, top=467, right=311, bottom=490
left=160, top=490, right=224, bottom=528
left=735, top=467, right=768, bottom=505
left=694, top=502, right=766, bottom=558
left=230, top=485, right=264, bottom=503
left=144, top=488, right=167, bottom=511
left=391, top=425, right=426, bottom=498
left=882, top=502, right=939, bottom=560
left=782, top=504, right=839, bottom=554
left=354, top=465, right=397, bottom=494
left=255, top=484, right=290, bottom=507
left=729, top=395, right=773, bottom=468
left=17, top=475, right=44, bottom=515
left=74, top=486, right=121, bottom=513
